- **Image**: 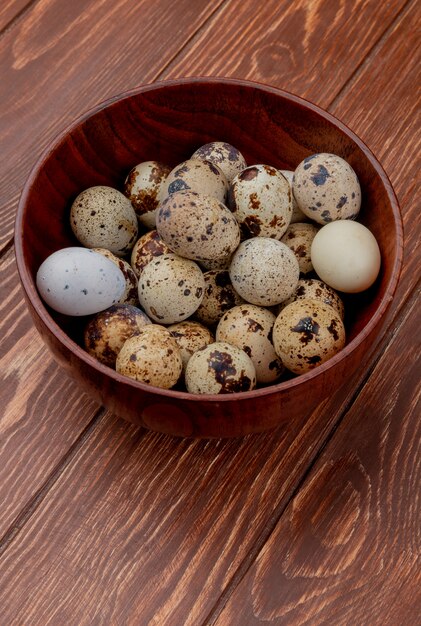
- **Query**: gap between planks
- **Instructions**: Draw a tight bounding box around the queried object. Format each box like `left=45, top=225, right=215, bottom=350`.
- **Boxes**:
left=200, top=277, right=421, bottom=626
left=0, top=0, right=39, bottom=40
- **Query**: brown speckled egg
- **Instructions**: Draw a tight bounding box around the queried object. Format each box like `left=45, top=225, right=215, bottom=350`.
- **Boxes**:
left=198, top=255, right=233, bottom=271
left=228, top=164, right=292, bottom=239
left=229, top=238, right=300, bottom=306
left=130, top=230, right=172, bottom=278
left=160, top=158, right=228, bottom=202
left=84, top=304, right=151, bottom=367
left=273, top=299, right=346, bottom=374
left=280, top=170, right=308, bottom=223
left=216, top=305, right=284, bottom=383
left=195, top=270, right=245, bottom=326
left=92, top=248, right=138, bottom=305
left=168, top=321, right=214, bottom=371
left=124, top=161, right=171, bottom=229
left=116, top=325, right=182, bottom=388
left=280, top=222, right=319, bottom=275
left=185, top=341, right=256, bottom=394
left=156, top=191, right=240, bottom=263
left=70, top=186, right=138, bottom=256
left=293, top=153, right=361, bottom=224
left=138, top=253, right=205, bottom=324
left=191, top=142, right=247, bottom=183
left=279, top=278, right=345, bottom=319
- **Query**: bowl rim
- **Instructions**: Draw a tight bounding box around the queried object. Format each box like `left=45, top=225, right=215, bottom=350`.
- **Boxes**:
left=15, top=76, right=404, bottom=404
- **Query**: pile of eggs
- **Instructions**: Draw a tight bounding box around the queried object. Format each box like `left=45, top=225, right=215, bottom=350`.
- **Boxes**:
left=36, top=142, right=381, bottom=394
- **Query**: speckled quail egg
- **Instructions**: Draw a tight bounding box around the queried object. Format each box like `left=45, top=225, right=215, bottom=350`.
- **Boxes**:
left=84, top=304, right=151, bottom=367
left=116, top=325, right=182, bottom=389
left=198, top=255, right=233, bottom=271
left=93, top=248, right=138, bottom=305
left=160, top=158, right=228, bottom=203
left=70, top=186, right=138, bottom=256
left=191, top=142, right=247, bottom=183
left=168, top=321, right=214, bottom=371
left=279, top=278, right=345, bottom=320
left=273, top=299, right=346, bottom=374
left=216, top=305, right=284, bottom=383
left=280, top=170, right=308, bottom=223
left=228, top=164, right=292, bottom=239
left=185, top=341, right=256, bottom=394
left=293, top=153, right=361, bottom=224
left=138, top=253, right=205, bottom=324
left=229, top=238, right=300, bottom=306
left=280, top=222, right=319, bottom=275
left=156, top=191, right=240, bottom=263
left=124, top=161, right=171, bottom=229
left=36, top=247, right=125, bottom=316
left=195, top=270, right=245, bottom=326
left=311, top=220, right=381, bottom=292
left=130, top=230, right=172, bottom=277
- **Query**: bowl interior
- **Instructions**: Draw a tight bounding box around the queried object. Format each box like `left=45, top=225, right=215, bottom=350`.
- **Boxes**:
left=17, top=78, right=401, bottom=385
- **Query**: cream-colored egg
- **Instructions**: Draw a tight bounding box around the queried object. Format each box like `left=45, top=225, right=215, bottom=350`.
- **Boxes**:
left=168, top=321, right=214, bottom=371
left=280, top=222, right=319, bottom=275
left=156, top=191, right=240, bottom=263
left=280, top=170, right=307, bottom=223
left=93, top=248, right=138, bottom=305
left=293, top=153, right=361, bottom=224
left=279, top=278, right=345, bottom=319
left=116, top=325, right=182, bottom=389
left=138, top=254, right=205, bottom=324
left=124, top=161, right=171, bottom=229
left=229, top=238, right=300, bottom=306
left=216, top=304, right=284, bottom=383
left=36, top=247, right=125, bottom=316
left=195, top=270, right=245, bottom=326
left=311, top=220, right=381, bottom=293
left=185, top=341, right=256, bottom=394
left=191, top=142, right=247, bottom=183
left=160, top=158, right=228, bottom=203
left=228, top=164, right=292, bottom=239
left=70, top=186, right=138, bottom=256
left=130, top=230, right=172, bottom=277
left=273, top=299, right=346, bottom=374
left=84, top=304, right=151, bottom=367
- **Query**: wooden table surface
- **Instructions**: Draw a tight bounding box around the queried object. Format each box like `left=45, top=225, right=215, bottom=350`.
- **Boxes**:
left=0, top=0, right=420, bottom=624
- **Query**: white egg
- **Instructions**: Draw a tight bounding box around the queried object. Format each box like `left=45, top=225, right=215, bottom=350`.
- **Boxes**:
left=311, top=221, right=381, bottom=293
left=36, top=247, right=125, bottom=316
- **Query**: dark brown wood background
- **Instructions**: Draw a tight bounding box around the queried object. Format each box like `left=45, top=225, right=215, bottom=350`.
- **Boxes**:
left=0, top=0, right=420, bottom=624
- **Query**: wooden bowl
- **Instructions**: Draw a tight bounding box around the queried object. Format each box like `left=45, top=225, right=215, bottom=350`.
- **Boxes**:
left=15, top=77, right=403, bottom=438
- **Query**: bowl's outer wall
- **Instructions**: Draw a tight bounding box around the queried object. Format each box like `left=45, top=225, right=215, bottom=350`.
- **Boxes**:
left=16, top=79, right=402, bottom=437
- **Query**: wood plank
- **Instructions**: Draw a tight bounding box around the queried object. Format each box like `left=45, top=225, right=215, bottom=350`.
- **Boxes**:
left=212, top=286, right=420, bottom=626
left=0, top=0, right=225, bottom=251
left=0, top=0, right=30, bottom=33
left=0, top=248, right=103, bottom=536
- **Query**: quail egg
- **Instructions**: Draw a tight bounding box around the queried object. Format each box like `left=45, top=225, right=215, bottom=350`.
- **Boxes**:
left=293, top=153, right=361, bottom=224
left=228, top=164, right=292, bottom=239
left=138, top=253, right=205, bottom=324
left=124, top=160, right=171, bottom=229
left=156, top=190, right=240, bottom=264
left=216, top=304, right=284, bottom=383
left=70, top=186, right=138, bottom=256
left=93, top=248, right=138, bottom=305
left=84, top=304, right=151, bottom=367
left=185, top=341, right=256, bottom=394
left=130, top=230, right=172, bottom=277
left=195, top=270, right=245, bottom=327
left=279, top=278, right=345, bottom=320
left=280, top=170, right=308, bottom=223
left=229, top=238, right=300, bottom=306
left=160, top=158, right=228, bottom=202
left=273, top=299, right=346, bottom=374
left=280, top=222, right=319, bottom=275
left=191, top=142, right=247, bottom=183
left=168, top=321, right=214, bottom=371
left=116, top=325, right=182, bottom=389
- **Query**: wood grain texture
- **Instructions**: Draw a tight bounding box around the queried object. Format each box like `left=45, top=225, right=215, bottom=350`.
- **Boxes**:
left=0, top=0, right=31, bottom=32
left=0, top=0, right=225, bottom=251
left=213, top=286, right=420, bottom=626
left=0, top=248, right=102, bottom=536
